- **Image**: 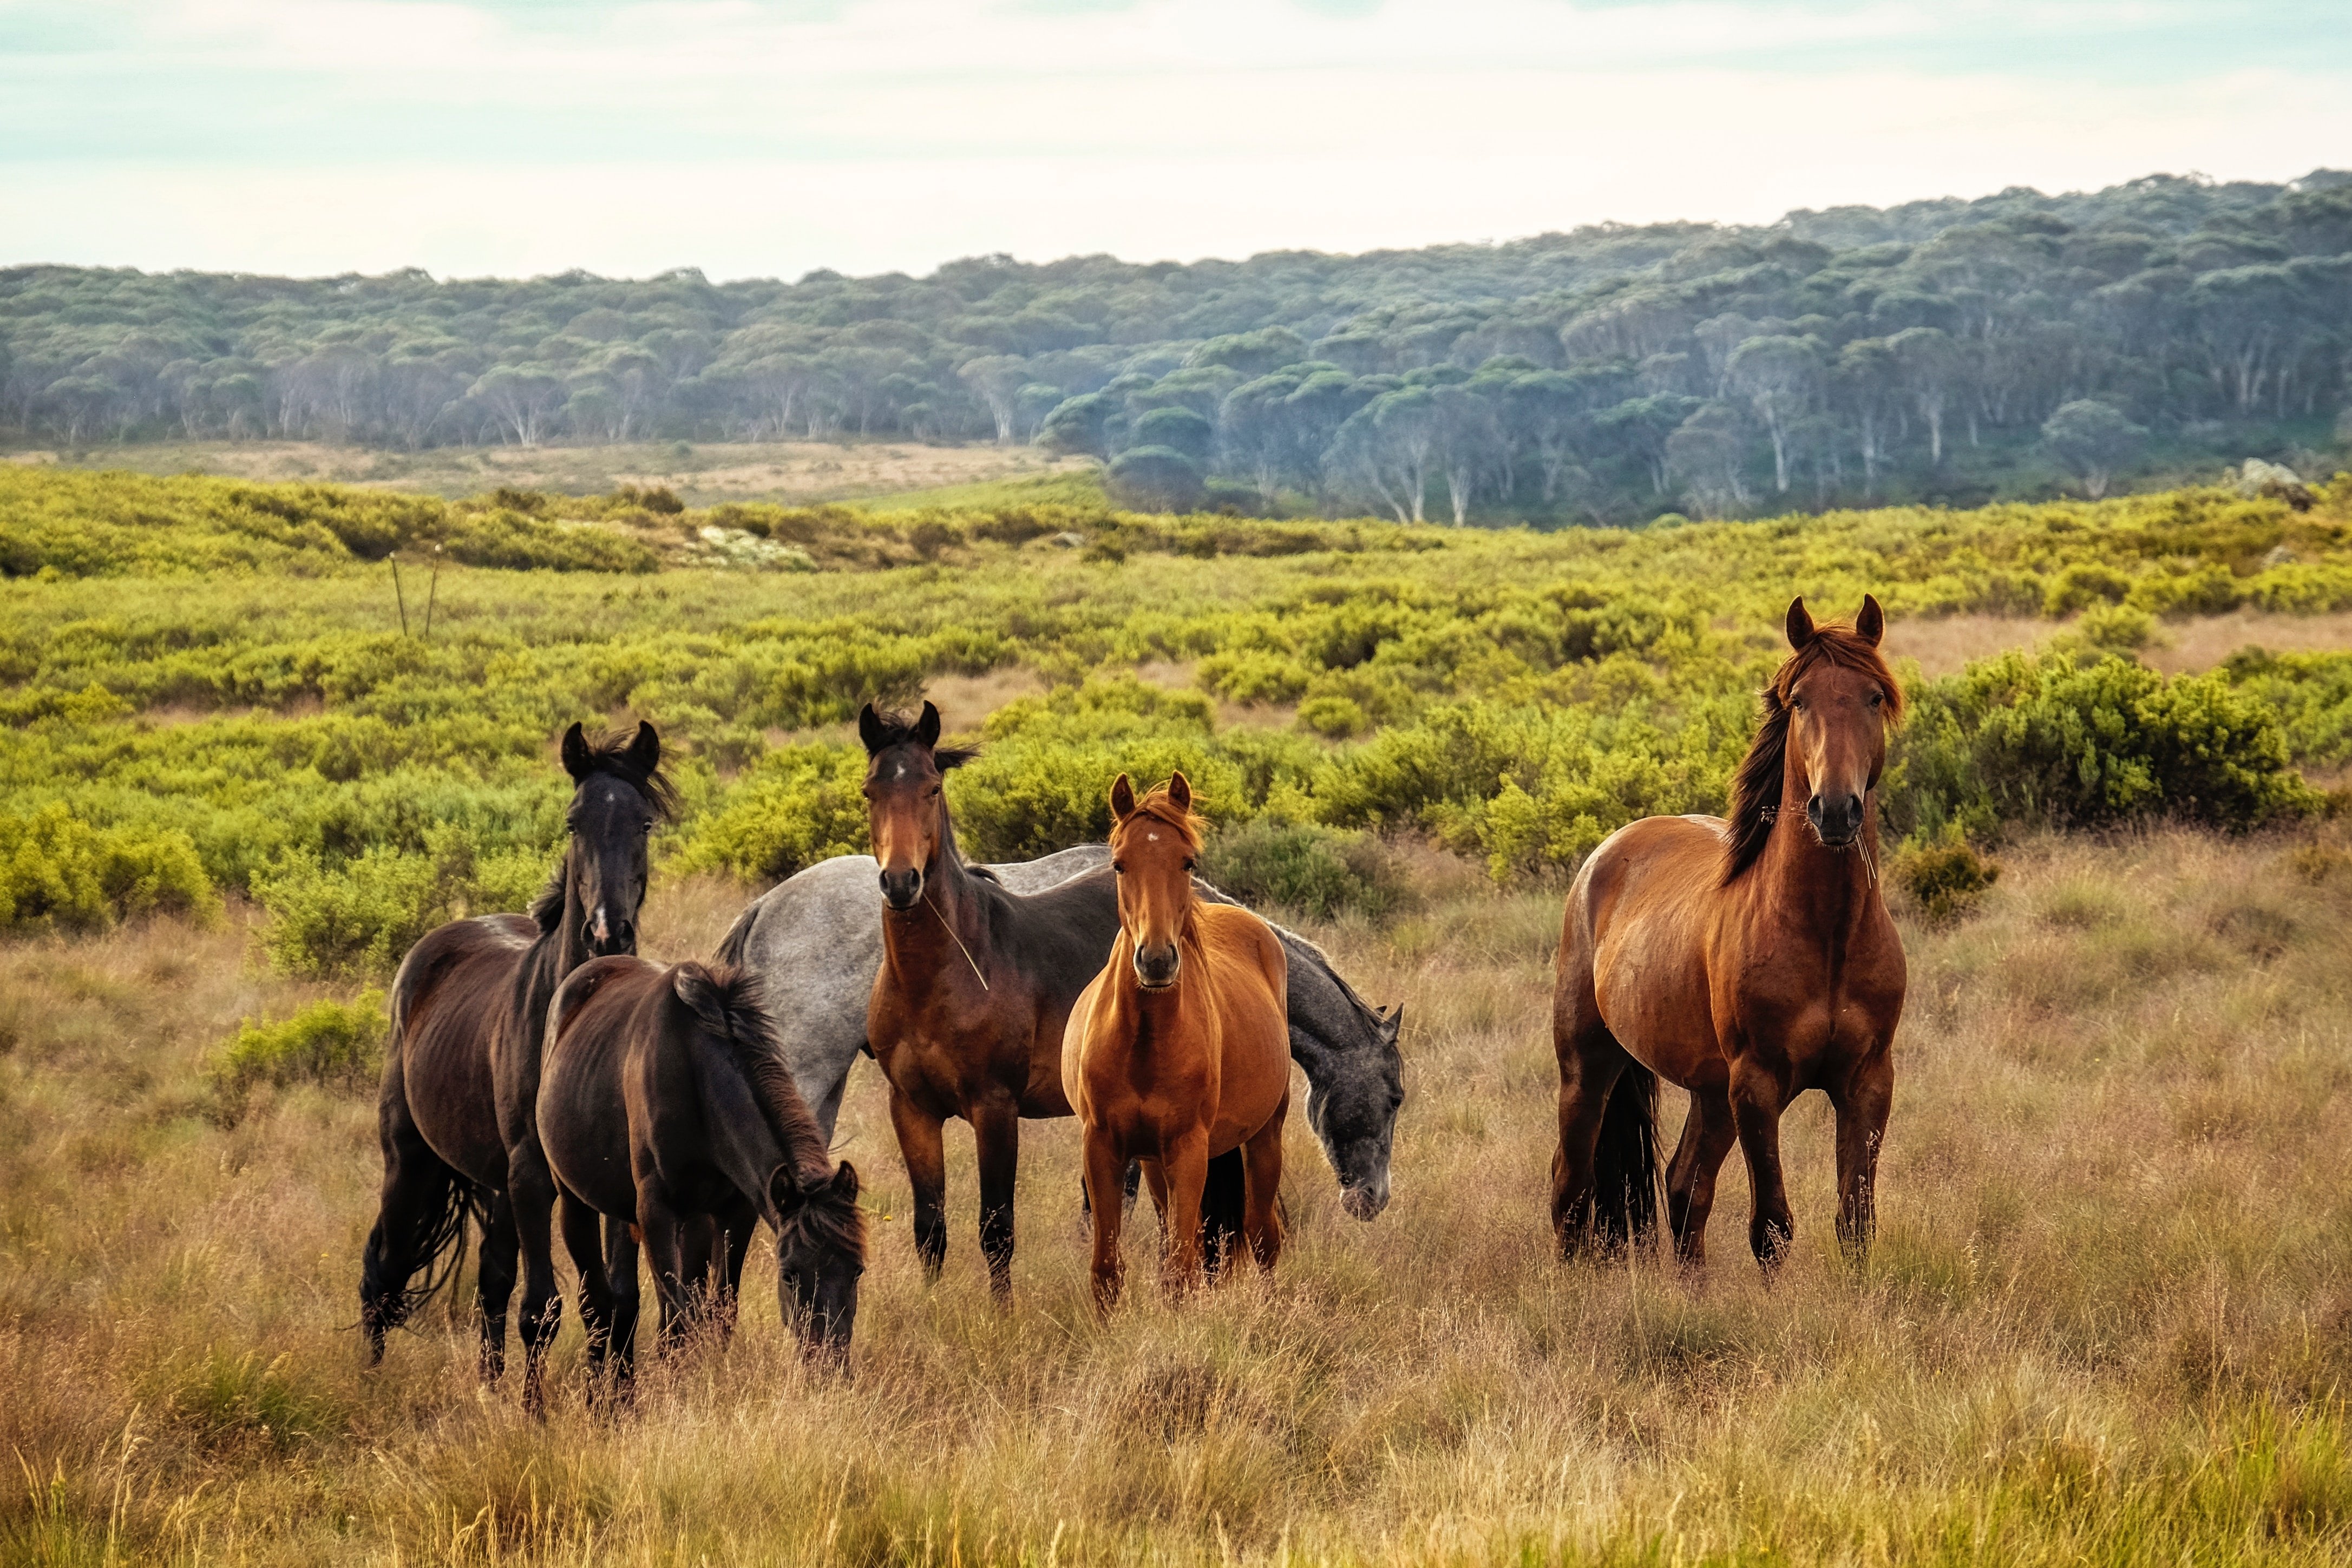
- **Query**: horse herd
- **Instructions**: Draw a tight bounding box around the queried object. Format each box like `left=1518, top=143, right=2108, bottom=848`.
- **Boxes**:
left=358, top=595, right=1905, bottom=1409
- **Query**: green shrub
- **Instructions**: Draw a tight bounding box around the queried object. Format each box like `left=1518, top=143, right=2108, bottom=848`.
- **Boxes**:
left=1889, top=650, right=2318, bottom=842
left=209, top=989, right=387, bottom=1100
left=1298, top=694, right=1369, bottom=739
left=0, top=805, right=218, bottom=934
left=1891, top=832, right=2001, bottom=922
left=673, top=742, right=869, bottom=883
left=253, top=826, right=546, bottom=979
left=2042, top=562, right=2134, bottom=615
left=1199, top=819, right=1413, bottom=922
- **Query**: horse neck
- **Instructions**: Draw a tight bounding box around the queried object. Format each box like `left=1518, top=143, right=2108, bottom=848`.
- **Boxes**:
left=514, top=849, right=595, bottom=1040
left=1751, top=750, right=1883, bottom=947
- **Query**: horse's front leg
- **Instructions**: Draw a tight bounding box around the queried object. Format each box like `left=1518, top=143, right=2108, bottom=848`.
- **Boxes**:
left=1831, top=1047, right=1895, bottom=1265
left=475, top=1189, right=520, bottom=1388
left=1728, top=1055, right=1794, bottom=1271
left=1665, top=1089, right=1739, bottom=1267
left=637, top=1180, right=695, bottom=1353
left=558, top=1189, right=614, bottom=1394
left=1080, top=1124, right=1128, bottom=1314
left=1159, top=1129, right=1210, bottom=1297
left=887, top=1085, right=949, bottom=1282
left=972, top=1097, right=1021, bottom=1303
left=506, top=1143, right=564, bottom=1418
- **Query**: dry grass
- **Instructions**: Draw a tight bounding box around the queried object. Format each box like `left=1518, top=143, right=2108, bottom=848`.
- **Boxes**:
left=1886, top=609, right=2352, bottom=678
left=5, top=831, right=2352, bottom=1564
left=5, top=439, right=1086, bottom=506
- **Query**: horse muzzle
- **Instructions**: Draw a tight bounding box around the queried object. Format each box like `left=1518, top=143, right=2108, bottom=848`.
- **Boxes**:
left=583, top=910, right=634, bottom=956
left=879, top=867, right=923, bottom=912
left=1132, top=943, right=1180, bottom=990
left=1806, top=791, right=1863, bottom=848
left=1340, top=1174, right=1391, bottom=1221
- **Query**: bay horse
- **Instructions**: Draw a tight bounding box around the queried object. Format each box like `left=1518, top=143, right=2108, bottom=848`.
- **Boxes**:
left=359, top=720, right=670, bottom=1413
left=538, top=957, right=865, bottom=1387
left=1063, top=773, right=1288, bottom=1310
left=1550, top=595, right=1906, bottom=1270
left=860, top=700, right=1139, bottom=1300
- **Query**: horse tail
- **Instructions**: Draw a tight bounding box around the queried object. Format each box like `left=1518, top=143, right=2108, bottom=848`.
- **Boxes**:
left=1592, top=1060, right=1662, bottom=1250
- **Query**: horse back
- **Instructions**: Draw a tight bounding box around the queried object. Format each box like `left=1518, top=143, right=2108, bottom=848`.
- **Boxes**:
left=386, top=914, right=541, bottom=1186
left=1568, top=816, right=1734, bottom=1090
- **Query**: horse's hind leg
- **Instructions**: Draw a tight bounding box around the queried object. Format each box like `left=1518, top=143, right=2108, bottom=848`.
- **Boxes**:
left=559, top=1190, right=614, bottom=1399
left=711, top=1197, right=758, bottom=1348
left=637, top=1181, right=694, bottom=1354
left=972, top=1098, right=1021, bottom=1303
left=1729, top=1055, right=1795, bottom=1271
left=602, top=1216, right=642, bottom=1399
left=1549, top=1034, right=1629, bottom=1258
left=1240, top=1093, right=1288, bottom=1274
left=475, top=1189, right=521, bottom=1387
left=1664, top=1089, right=1738, bottom=1266
left=1080, top=1125, right=1129, bottom=1314
left=507, top=1148, right=565, bottom=1417
left=887, top=1086, right=950, bottom=1283
left=1830, top=1048, right=1894, bottom=1265
left=360, top=1092, right=463, bottom=1364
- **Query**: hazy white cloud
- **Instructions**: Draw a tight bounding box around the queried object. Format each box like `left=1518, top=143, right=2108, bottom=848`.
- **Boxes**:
left=2, top=0, right=2347, bottom=278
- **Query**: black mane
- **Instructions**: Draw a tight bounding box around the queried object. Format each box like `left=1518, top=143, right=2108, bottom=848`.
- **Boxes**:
left=860, top=706, right=979, bottom=770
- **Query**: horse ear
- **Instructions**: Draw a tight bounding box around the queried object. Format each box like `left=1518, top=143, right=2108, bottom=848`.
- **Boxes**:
left=1856, top=593, right=1885, bottom=647
left=1167, top=770, right=1192, bottom=811
left=857, top=703, right=887, bottom=756
left=769, top=1164, right=803, bottom=1213
left=1109, top=773, right=1136, bottom=822
left=625, top=720, right=660, bottom=777
left=914, top=701, right=941, bottom=749
left=560, top=721, right=590, bottom=780
left=829, top=1161, right=860, bottom=1201
left=1785, top=596, right=1815, bottom=651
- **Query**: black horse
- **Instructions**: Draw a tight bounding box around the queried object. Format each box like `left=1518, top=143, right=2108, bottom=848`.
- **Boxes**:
left=538, top=957, right=866, bottom=1390
left=358, top=721, right=671, bottom=1415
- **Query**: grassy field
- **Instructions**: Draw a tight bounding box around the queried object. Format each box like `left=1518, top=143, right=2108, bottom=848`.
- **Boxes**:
left=5, top=830, right=2352, bottom=1564
left=6, top=468, right=2352, bottom=1562
left=3, top=438, right=1092, bottom=507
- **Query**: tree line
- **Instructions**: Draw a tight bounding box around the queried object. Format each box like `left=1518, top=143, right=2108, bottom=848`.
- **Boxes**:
left=5, top=168, right=2350, bottom=522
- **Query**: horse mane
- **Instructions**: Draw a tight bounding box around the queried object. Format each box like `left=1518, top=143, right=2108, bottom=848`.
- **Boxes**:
left=671, top=962, right=838, bottom=1193
left=1721, top=622, right=1905, bottom=886
left=860, top=706, right=979, bottom=771
left=529, top=725, right=682, bottom=933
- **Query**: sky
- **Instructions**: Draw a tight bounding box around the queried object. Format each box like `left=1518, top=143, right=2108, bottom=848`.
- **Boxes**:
left=3, top=0, right=2349, bottom=282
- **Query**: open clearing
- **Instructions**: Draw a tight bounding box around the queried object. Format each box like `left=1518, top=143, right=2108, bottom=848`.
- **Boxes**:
left=3, top=438, right=1090, bottom=506
left=5, top=830, right=2352, bottom=1564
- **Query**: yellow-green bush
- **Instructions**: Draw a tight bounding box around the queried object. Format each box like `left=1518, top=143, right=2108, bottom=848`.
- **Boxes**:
left=252, top=826, right=547, bottom=979
left=0, top=804, right=218, bottom=934
left=208, top=988, right=388, bottom=1102
left=674, top=743, right=869, bottom=883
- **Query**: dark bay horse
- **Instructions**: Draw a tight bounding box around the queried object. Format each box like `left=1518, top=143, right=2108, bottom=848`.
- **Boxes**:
left=860, top=700, right=1135, bottom=1300
left=1064, top=775, right=1288, bottom=1310
left=360, top=721, right=670, bottom=1409
left=539, top=957, right=865, bottom=1385
left=1551, top=595, right=1907, bottom=1270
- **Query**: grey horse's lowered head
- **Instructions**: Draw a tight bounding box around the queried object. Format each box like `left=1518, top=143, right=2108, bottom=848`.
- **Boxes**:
left=1276, top=933, right=1404, bottom=1220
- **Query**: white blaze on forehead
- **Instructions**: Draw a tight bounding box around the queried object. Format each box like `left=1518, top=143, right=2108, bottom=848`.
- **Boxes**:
left=893, top=762, right=907, bottom=780
left=1148, top=831, right=1158, bottom=841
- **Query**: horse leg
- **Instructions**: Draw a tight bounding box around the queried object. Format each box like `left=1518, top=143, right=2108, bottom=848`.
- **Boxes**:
left=1548, top=1041, right=1627, bottom=1258
left=1240, top=1093, right=1288, bottom=1274
left=474, top=1188, right=520, bottom=1389
left=637, top=1180, right=694, bottom=1354
left=972, top=1098, right=1021, bottom=1303
left=558, top=1190, right=614, bottom=1401
left=1080, top=1125, right=1128, bottom=1314
left=1832, top=1049, right=1895, bottom=1266
left=1729, top=1057, right=1795, bottom=1271
left=1200, top=1150, right=1245, bottom=1278
left=506, top=1147, right=563, bottom=1418
left=602, top=1216, right=642, bottom=1400
left=1664, top=1089, right=1739, bottom=1267
left=888, top=1086, right=949, bottom=1282
left=1159, top=1131, right=1210, bottom=1297
left=679, top=1212, right=719, bottom=1338
left=359, top=1097, right=461, bottom=1364
left=712, top=1197, right=757, bottom=1348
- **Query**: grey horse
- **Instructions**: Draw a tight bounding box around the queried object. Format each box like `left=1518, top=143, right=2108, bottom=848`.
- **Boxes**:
left=715, top=845, right=1403, bottom=1221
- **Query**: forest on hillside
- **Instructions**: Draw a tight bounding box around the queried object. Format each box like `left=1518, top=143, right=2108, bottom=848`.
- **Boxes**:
left=7, top=170, right=2352, bottom=524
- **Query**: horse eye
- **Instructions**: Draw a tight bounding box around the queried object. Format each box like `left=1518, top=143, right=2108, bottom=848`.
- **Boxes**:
left=1183, top=857, right=1197, bottom=871
left=641, top=819, right=655, bottom=834
left=1111, top=862, right=1125, bottom=875
left=1869, top=691, right=1884, bottom=707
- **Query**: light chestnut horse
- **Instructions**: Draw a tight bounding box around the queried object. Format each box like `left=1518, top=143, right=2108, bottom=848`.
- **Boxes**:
left=1063, top=773, right=1290, bottom=1310
left=1551, top=595, right=1907, bottom=1270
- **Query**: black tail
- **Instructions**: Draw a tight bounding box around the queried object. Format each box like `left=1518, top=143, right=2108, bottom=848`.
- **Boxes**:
left=359, top=1158, right=482, bottom=1355
left=1592, top=1062, right=1662, bottom=1250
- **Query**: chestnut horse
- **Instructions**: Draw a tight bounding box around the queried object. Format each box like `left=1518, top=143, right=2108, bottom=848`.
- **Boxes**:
left=361, top=721, right=670, bottom=1407
left=1063, top=773, right=1289, bottom=1310
left=861, top=701, right=1129, bottom=1300
left=1550, top=595, right=1907, bottom=1270
left=539, top=957, right=865, bottom=1387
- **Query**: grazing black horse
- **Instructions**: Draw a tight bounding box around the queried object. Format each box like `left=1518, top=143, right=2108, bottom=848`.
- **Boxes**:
left=539, top=957, right=866, bottom=1388
left=358, top=721, right=670, bottom=1414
